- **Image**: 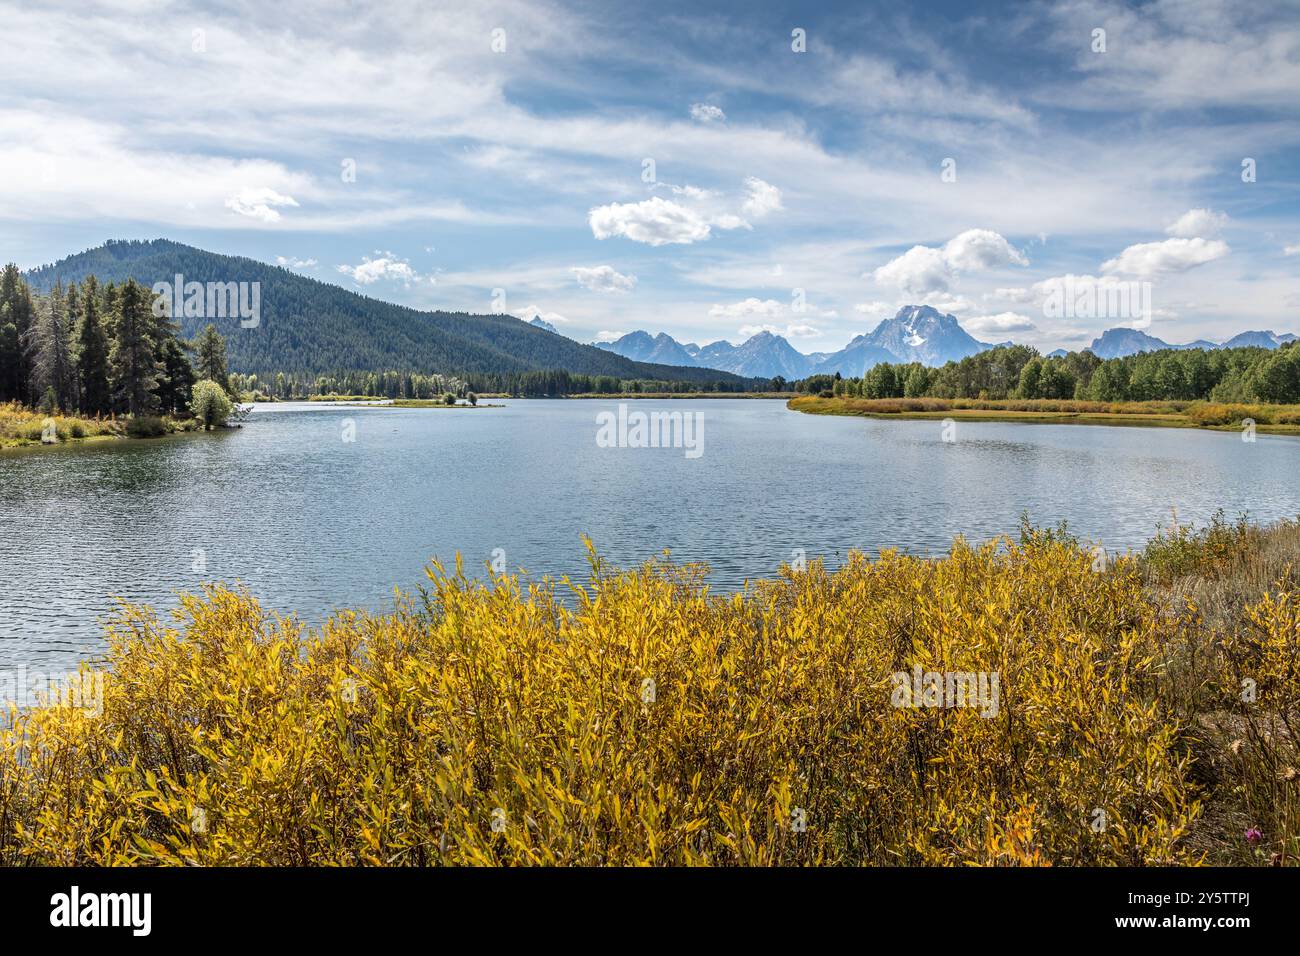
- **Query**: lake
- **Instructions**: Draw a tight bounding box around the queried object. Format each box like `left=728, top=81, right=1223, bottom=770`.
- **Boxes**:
left=2, top=398, right=1298, bottom=673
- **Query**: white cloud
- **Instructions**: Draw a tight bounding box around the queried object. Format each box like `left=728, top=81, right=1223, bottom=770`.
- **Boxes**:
left=987, top=287, right=1033, bottom=304
left=1101, top=237, right=1230, bottom=278
left=872, top=229, right=1026, bottom=296
left=571, top=265, right=637, bottom=293
left=1165, top=208, right=1228, bottom=238
left=854, top=300, right=894, bottom=318
left=595, top=330, right=624, bottom=342
left=521, top=304, right=568, bottom=324
left=740, top=177, right=782, bottom=218
left=665, top=184, right=715, bottom=199
left=336, top=251, right=421, bottom=285
left=589, top=197, right=712, bottom=246
left=689, top=103, right=726, bottom=123
left=965, top=311, right=1038, bottom=335
left=710, top=213, right=751, bottom=231
left=709, top=297, right=783, bottom=319
left=872, top=245, right=951, bottom=295
left=1284, top=244, right=1300, bottom=256
left=920, top=291, right=977, bottom=315
left=225, top=187, right=299, bottom=223
left=942, top=229, right=1028, bottom=271
left=276, top=255, right=317, bottom=269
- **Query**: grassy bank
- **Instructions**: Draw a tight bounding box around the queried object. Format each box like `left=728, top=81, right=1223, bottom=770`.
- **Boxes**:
left=3, top=518, right=1298, bottom=866
left=788, top=394, right=1300, bottom=434
left=0, top=402, right=123, bottom=447
left=0, top=401, right=207, bottom=449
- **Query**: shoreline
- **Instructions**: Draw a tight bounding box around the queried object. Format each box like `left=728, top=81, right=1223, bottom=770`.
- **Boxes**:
left=787, top=395, right=1300, bottom=435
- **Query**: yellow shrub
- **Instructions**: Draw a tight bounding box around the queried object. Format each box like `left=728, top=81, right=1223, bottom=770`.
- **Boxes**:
left=0, top=539, right=1213, bottom=866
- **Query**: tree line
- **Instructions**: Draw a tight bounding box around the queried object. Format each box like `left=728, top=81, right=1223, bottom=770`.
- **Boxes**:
left=0, top=264, right=234, bottom=419
left=795, top=342, right=1300, bottom=405
left=231, top=367, right=773, bottom=400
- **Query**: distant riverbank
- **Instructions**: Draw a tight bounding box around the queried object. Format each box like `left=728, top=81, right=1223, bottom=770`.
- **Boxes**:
left=563, top=391, right=794, bottom=399
left=788, top=394, right=1300, bottom=435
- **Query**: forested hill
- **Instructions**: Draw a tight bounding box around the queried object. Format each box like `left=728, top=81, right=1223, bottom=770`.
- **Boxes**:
left=23, top=240, right=745, bottom=384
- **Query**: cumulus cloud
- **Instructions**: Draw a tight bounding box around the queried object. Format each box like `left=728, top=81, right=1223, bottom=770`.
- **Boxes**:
left=942, top=229, right=1029, bottom=271
left=571, top=265, right=636, bottom=293
left=336, top=251, right=421, bottom=285
left=872, top=229, right=1026, bottom=296
left=595, top=330, right=625, bottom=342
left=689, top=103, right=726, bottom=123
left=1165, top=208, right=1228, bottom=238
left=589, top=196, right=713, bottom=246
left=740, top=177, right=782, bottom=218
left=1101, top=237, right=1230, bottom=278
left=872, top=245, right=951, bottom=295
left=225, top=187, right=299, bottom=223
left=1284, top=244, right=1300, bottom=256
left=276, top=255, right=317, bottom=269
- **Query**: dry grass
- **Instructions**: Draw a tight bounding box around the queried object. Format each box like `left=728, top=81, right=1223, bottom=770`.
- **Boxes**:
left=0, top=401, right=122, bottom=447
left=790, top=395, right=1300, bottom=434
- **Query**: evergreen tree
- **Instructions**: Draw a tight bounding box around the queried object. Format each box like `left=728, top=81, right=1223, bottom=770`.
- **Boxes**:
left=0, top=264, right=35, bottom=402
left=25, top=281, right=77, bottom=411
left=64, top=282, right=83, bottom=411
left=109, top=279, right=162, bottom=416
left=194, top=324, right=232, bottom=396
left=155, top=333, right=197, bottom=416
left=75, top=276, right=112, bottom=415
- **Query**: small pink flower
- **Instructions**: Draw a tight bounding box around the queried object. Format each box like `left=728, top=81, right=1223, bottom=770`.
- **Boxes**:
left=1245, top=827, right=1263, bottom=845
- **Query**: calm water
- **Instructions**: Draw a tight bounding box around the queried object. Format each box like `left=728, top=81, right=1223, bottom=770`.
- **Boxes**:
left=2, top=399, right=1298, bottom=672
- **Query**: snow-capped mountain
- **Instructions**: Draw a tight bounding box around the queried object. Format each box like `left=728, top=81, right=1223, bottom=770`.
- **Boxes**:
left=596, top=305, right=994, bottom=379
left=529, top=315, right=559, bottom=334
left=812, top=305, right=987, bottom=375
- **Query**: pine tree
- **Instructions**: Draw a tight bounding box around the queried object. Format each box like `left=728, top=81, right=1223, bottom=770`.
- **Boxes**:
left=155, top=333, right=196, bottom=416
left=75, top=276, right=112, bottom=415
left=194, top=324, right=232, bottom=396
left=26, top=281, right=77, bottom=411
left=64, top=282, right=83, bottom=411
left=109, top=278, right=161, bottom=416
left=0, top=264, right=35, bottom=403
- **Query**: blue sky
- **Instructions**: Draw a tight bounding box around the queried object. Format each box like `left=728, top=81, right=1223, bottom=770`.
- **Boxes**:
left=2, top=0, right=1298, bottom=352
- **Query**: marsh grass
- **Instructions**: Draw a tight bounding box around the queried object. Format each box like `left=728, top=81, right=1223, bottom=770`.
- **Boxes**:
left=1, top=525, right=1297, bottom=866
left=0, top=401, right=122, bottom=447
left=790, top=395, right=1300, bottom=433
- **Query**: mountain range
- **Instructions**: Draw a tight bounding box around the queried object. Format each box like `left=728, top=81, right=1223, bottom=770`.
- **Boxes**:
left=1085, top=327, right=1297, bottom=359
left=598, top=307, right=1300, bottom=376
left=597, top=305, right=994, bottom=378
left=22, top=240, right=747, bottom=384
